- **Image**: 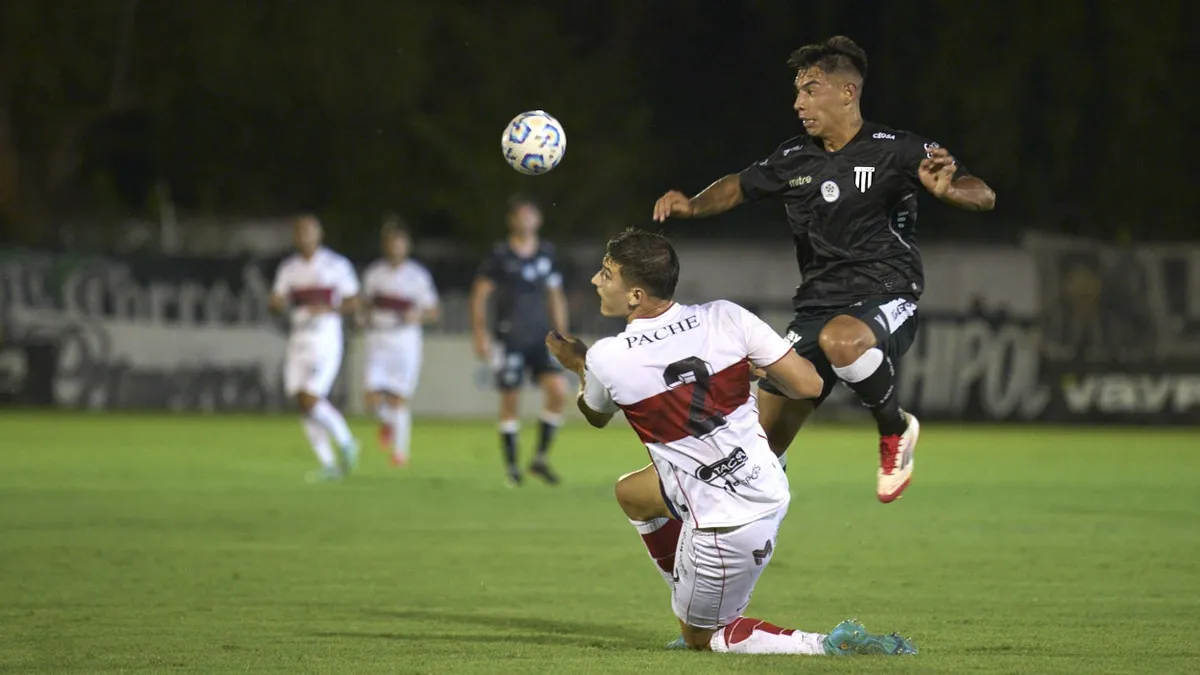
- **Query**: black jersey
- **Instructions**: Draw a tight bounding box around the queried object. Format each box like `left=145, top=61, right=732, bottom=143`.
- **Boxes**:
left=738, top=121, right=968, bottom=316
left=476, top=240, right=563, bottom=346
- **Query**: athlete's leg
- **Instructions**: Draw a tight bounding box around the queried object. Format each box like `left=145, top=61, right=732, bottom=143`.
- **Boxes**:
left=494, top=342, right=525, bottom=486
left=672, top=509, right=834, bottom=654
left=818, top=299, right=921, bottom=502
left=615, top=464, right=679, bottom=587
left=382, top=392, right=412, bottom=466
left=528, top=341, right=566, bottom=484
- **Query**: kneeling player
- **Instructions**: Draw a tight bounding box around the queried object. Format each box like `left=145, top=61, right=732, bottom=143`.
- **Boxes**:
left=361, top=219, right=440, bottom=466
left=547, top=229, right=916, bottom=655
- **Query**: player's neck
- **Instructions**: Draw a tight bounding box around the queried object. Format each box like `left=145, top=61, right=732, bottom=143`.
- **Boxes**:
left=627, top=300, right=674, bottom=324
left=508, top=234, right=538, bottom=254
left=387, top=256, right=407, bottom=267
left=299, top=247, right=319, bottom=260
left=820, top=112, right=864, bottom=153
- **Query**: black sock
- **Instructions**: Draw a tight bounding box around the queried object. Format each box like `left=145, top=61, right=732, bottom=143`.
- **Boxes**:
left=536, top=418, right=559, bottom=462
left=837, top=350, right=908, bottom=436
left=501, top=430, right=518, bottom=468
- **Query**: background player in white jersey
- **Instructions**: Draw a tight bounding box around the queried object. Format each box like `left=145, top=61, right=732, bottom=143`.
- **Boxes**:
left=361, top=217, right=440, bottom=467
left=270, top=215, right=361, bottom=481
left=546, top=229, right=917, bottom=656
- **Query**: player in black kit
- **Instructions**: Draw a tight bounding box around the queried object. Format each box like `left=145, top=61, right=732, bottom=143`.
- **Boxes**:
left=470, top=195, right=570, bottom=486
left=653, top=36, right=995, bottom=503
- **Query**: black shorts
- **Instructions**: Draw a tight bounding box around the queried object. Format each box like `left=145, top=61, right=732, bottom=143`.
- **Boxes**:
left=758, top=297, right=920, bottom=405
left=493, top=339, right=563, bottom=391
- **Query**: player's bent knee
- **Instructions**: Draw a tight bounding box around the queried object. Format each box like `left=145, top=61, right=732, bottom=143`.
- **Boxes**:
left=817, top=315, right=875, bottom=366
left=614, top=467, right=669, bottom=521
left=540, top=373, right=567, bottom=397
left=296, top=393, right=318, bottom=413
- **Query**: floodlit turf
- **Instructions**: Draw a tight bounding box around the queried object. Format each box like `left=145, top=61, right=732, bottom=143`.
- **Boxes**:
left=1, top=411, right=1198, bottom=674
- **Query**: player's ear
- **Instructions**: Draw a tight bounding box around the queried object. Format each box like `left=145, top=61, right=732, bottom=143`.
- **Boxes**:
left=627, top=287, right=644, bottom=308
left=842, top=81, right=855, bottom=104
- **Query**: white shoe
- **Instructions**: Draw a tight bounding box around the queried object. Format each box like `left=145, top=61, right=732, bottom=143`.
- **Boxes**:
left=877, top=412, right=918, bottom=503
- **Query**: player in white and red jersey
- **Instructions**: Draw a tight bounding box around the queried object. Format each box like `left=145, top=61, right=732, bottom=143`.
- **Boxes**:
left=361, top=218, right=440, bottom=466
left=547, top=229, right=916, bottom=656
left=270, top=215, right=361, bottom=482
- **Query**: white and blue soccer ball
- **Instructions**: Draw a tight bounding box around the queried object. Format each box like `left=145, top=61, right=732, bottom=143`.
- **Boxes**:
left=501, top=110, right=566, bottom=175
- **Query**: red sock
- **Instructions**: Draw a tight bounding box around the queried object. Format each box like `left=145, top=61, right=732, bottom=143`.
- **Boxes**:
left=723, top=617, right=794, bottom=645
left=711, top=617, right=826, bottom=654
left=630, top=517, right=682, bottom=584
left=641, top=518, right=682, bottom=573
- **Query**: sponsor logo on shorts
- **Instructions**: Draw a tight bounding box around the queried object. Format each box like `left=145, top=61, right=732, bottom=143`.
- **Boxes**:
left=752, top=539, right=773, bottom=566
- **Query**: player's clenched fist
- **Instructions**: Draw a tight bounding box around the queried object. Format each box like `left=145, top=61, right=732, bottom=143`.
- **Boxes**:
left=652, top=190, right=693, bottom=222
left=918, top=147, right=957, bottom=198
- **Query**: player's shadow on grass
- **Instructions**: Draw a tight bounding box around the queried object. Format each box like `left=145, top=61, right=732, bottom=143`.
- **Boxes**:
left=326, top=609, right=658, bottom=650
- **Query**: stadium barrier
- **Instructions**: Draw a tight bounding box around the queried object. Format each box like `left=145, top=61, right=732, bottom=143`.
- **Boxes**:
left=2, top=241, right=1196, bottom=424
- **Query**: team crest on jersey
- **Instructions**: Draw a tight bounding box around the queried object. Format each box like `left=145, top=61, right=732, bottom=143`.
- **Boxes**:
left=521, top=264, right=536, bottom=281
left=854, top=166, right=875, bottom=192
left=820, top=180, right=840, bottom=202
left=535, top=257, right=551, bottom=275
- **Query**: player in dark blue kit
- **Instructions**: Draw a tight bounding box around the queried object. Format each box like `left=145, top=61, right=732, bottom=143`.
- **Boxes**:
left=653, top=36, right=996, bottom=503
left=470, top=195, right=570, bottom=486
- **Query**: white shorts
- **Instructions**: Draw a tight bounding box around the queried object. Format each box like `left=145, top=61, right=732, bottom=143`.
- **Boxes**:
left=363, top=331, right=423, bottom=398
left=671, top=505, right=787, bottom=630
left=284, top=334, right=343, bottom=398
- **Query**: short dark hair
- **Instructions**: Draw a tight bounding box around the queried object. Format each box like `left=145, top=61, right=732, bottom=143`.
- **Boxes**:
left=605, top=228, right=679, bottom=301
left=506, top=193, right=540, bottom=215
left=381, top=213, right=410, bottom=239
left=787, top=35, right=868, bottom=81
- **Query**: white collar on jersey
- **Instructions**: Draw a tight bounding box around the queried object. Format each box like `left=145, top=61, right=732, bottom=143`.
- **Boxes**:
left=627, top=302, right=682, bottom=328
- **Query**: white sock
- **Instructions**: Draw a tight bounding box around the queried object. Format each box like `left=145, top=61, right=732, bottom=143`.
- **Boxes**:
left=374, top=402, right=390, bottom=425
left=302, top=418, right=337, bottom=468
left=391, top=405, right=412, bottom=459
left=710, top=618, right=828, bottom=655
left=310, top=399, right=353, bottom=447
left=629, top=517, right=677, bottom=587
left=831, top=347, right=884, bottom=383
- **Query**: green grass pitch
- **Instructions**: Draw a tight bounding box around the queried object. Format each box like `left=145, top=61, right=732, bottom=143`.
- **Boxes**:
left=1, top=412, right=1198, bottom=674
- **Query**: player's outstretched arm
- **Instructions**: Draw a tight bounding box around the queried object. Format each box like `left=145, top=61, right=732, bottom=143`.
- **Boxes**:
left=919, top=147, right=996, bottom=211
left=761, top=351, right=824, bottom=400
left=653, top=174, right=745, bottom=222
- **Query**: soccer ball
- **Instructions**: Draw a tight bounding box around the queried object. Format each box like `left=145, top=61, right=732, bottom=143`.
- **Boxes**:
left=501, top=110, right=566, bottom=175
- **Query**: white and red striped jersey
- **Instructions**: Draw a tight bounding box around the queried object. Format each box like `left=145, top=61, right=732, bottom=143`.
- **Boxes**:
left=583, top=300, right=794, bottom=528
left=272, top=247, right=360, bottom=339
left=362, top=259, right=438, bottom=332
